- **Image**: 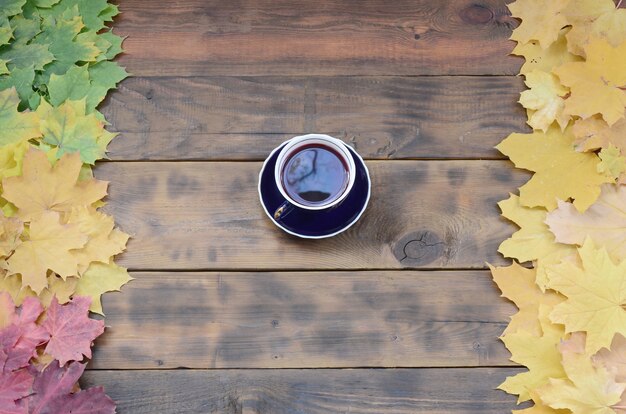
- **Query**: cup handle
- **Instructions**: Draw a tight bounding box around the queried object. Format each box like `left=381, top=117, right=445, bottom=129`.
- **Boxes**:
left=274, top=200, right=295, bottom=221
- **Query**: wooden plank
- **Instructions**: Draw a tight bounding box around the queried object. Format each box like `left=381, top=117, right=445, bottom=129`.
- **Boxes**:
left=114, top=0, right=521, bottom=76
left=97, top=160, right=527, bottom=270
left=91, top=270, right=513, bottom=369
left=103, top=76, right=527, bottom=161
left=83, top=368, right=523, bottom=413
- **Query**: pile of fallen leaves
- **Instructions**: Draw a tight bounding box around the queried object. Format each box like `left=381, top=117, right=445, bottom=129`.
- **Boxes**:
left=492, top=0, right=626, bottom=412
left=0, top=0, right=128, bottom=412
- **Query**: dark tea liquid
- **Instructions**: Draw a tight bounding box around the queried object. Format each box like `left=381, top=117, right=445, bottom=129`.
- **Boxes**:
left=281, top=144, right=349, bottom=206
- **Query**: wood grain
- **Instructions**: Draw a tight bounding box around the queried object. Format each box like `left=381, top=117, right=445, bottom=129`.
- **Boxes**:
left=91, top=270, right=513, bottom=369
left=83, top=368, right=523, bottom=413
left=96, top=160, right=527, bottom=270
left=114, top=0, right=521, bottom=76
left=102, top=76, right=527, bottom=161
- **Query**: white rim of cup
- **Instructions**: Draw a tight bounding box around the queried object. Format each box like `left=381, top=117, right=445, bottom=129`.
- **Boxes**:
left=273, top=134, right=357, bottom=210
left=259, top=136, right=371, bottom=239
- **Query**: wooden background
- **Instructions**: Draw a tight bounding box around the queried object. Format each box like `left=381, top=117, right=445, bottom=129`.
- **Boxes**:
left=85, top=0, right=529, bottom=412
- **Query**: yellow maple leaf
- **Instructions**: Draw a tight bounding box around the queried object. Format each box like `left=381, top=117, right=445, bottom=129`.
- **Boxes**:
left=0, top=140, right=29, bottom=182
left=0, top=212, right=23, bottom=257
left=499, top=316, right=566, bottom=403
left=496, top=127, right=611, bottom=212
left=75, top=262, right=132, bottom=315
left=573, top=116, right=626, bottom=154
left=538, top=351, right=626, bottom=414
left=519, top=70, right=570, bottom=132
left=554, top=38, right=626, bottom=126
left=546, top=185, right=626, bottom=263
left=598, top=146, right=626, bottom=181
left=512, top=32, right=582, bottom=75
left=497, top=194, right=576, bottom=290
left=0, top=88, right=40, bottom=146
left=490, top=262, right=564, bottom=337
left=1, top=148, right=108, bottom=221
left=564, top=0, right=626, bottom=56
left=595, top=334, right=626, bottom=384
left=509, top=0, right=570, bottom=48
left=4, top=211, right=87, bottom=294
left=0, top=272, right=33, bottom=307
left=547, top=239, right=626, bottom=354
left=38, top=274, right=78, bottom=307
left=66, top=207, right=129, bottom=273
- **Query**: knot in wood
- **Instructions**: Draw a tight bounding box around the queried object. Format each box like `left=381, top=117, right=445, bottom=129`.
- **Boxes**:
left=393, top=231, right=444, bottom=266
left=460, top=4, right=494, bottom=25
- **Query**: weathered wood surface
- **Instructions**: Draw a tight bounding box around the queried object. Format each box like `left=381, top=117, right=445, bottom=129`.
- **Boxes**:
left=97, top=160, right=527, bottom=270
left=114, top=0, right=521, bottom=76
left=83, top=368, right=522, bottom=414
left=91, top=270, right=513, bottom=369
left=103, top=76, right=527, bottom=161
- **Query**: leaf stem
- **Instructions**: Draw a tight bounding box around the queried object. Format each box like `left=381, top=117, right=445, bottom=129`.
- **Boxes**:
left=617, top=0, right=623, bottom=8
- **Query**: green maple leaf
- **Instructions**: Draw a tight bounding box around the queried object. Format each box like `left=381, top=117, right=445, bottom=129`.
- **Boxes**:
left=0, top=16, right=13, bottom=46
left=0, top=41, right=53, bottom=70
left=99, top=3, right=119, bottom=24
left=77, top=29, right=111, bottom=62
left=37, top=98, right=113, bottom=164
left=47, top=63, right=89, bottom=106
left=33, top=0, right=62, bottom=7
left=0, top=0, right=26, bottom=17
left=98, top=30, right=123, bottom=59
left=38, top=0, right=110, bottom=31
left=85, top=61, right=127, bottom=111
left=33, top=15, right=99, bottom=73
left=0, top=60, right=8, bottom=75
left=0, top=64, right=35, bottom=104
left=10, top=14, right=41, bottom=43
left=0, top=87, right=39, bottom=145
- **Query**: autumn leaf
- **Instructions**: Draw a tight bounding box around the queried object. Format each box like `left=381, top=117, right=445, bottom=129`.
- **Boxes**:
left=598, top=146, right=626, bottom=181
left=573, top=116, right=626, bottom=154
left=509, top=0, right=569, bottom=48
left=538, top=351, right=626, bottom=414
left=24, top=360, right=115, bottom=414
left=0, top=213, right=23, bottom=258
left=498, top=194, right=576, bottom=289
left=0, top=272, right=32, bottom=308
left=554, top=38, right=626, bottom=126
left=513, top=33, right=582, bottom=75
left=75, top=262, right=131, bottom=315
left=0, top=368, right=33, bottom=413
left=496, top=127, right=611, bottom=212
left=5, top=211, right=87, bottom=294
left=547, top=239, right=626, bottom=354
left=42, top=296, right=104, bottom=366
left=519, top=71, right=569, bottom=132
left=546, top=185, right=626, bottom=262
left=0, top=88, right=39, bottom=146
left=490, top=262, right=563, bottom=337
left=0, top=140, right=29, bottom=182
left=66, top=206, right=128, bottom=273
left=36, top=99, right=116, bottom=164
left=0, top=294, right=48, bottom=372
left=595, top=334, right=626, bottom=384
left=563, top=0, right=626, bottom=56
left=2, top=149, right=108, bottom=221
left=499, top=315, right=566, bottom=403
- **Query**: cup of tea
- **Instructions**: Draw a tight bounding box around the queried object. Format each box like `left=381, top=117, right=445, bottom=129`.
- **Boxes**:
left=273, top=134, right=357, bottom=220
left=259, top=134, right=370, bottom=238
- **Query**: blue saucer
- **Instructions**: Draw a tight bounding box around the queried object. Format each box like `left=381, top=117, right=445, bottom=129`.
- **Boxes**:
left=258, top=141, right=371, bottom=238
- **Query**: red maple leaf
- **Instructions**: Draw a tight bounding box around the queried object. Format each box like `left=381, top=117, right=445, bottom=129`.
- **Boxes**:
left=0, top=367, right=32, bottom=414
left=0, top=295, right=49, bottom=373
left=41, top=297, right=104, bottom=366
left=20, top=361, right=115, bottom=414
